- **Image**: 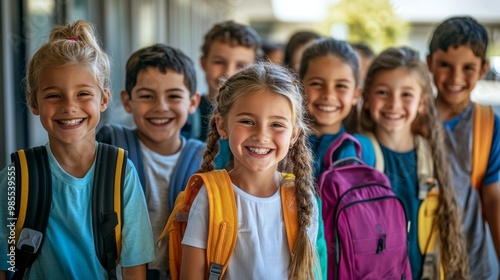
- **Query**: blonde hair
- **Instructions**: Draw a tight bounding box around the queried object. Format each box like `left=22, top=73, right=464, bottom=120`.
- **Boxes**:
left=26, top=20, right=110, bottom=109
left=200, top=62, right=318, bottom=279
left=360, top=47, right=469, bottom=279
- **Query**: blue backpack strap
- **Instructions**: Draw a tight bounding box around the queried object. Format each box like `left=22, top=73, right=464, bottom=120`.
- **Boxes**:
left=92, top=143, right=127, bottom=280
left=97, top=124, right=145, bottom=190
left=169, top=137, right=206, bottom=212
left=10, top=146, right=51, bottom=280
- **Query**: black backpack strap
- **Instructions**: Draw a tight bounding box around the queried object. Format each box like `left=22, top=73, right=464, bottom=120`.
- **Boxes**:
left=92, top=143, right=127, bottom=280
left=10, top=146, right=51, bottom=280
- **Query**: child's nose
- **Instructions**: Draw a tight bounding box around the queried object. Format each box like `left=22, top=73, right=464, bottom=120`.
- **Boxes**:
left=320, top=86, right=337, bottom=100
left=387, top=95, right=401, bottom=108
left=252, top=126, right=270, bottom=142
left=60, top=98, right=77, bottom=113
left=224, top=64, right=238, bottom=77
left=155, top=98, right=170, bottom=111
left=451, top=67, right=464, bottom=83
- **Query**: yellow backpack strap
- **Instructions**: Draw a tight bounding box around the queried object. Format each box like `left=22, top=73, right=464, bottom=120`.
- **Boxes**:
left=365, top=132, right=384, bottom=172
left=471, top=103, right=494, bottom=189
left=280, top=173, right=299, bottom=253
left=203, top=170, right=238, bottom=280
left=415, top=135, right=443, bottom=280
left=159, top=170, right=237, bottom=280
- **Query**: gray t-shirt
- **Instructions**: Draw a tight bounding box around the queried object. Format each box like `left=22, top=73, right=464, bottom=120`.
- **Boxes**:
left=443, top=104, right=491, bottom=279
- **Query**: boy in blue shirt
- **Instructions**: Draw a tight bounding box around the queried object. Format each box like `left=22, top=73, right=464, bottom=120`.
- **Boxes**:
left=427, top=16, right=500, bottom=279
left=97, top=44, right=205, bottom=279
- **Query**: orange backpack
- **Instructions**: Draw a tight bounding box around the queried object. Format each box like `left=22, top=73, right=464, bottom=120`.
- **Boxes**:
left=158, top=170, right=299, bottom=279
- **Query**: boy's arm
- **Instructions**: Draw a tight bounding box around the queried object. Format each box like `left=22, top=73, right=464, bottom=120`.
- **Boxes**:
left=122, top=265, right=146, bottom=280
left=481, top=182, right=500, bottom=271
left=0, top=271, right=5, bottom=280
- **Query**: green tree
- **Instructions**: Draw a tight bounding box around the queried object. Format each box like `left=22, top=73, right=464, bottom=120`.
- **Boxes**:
left=319, top=0, right=409, bottom=53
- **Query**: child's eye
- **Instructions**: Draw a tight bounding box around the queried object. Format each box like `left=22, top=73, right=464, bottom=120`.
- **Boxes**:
left=375, top=90, right=387, bottom=96
left=438, top=62, right=449, bottom=68
left=307, top=81, right=323, bottom=88
left=138, top=94, right=153, bottom=100
left=169, top=94, right=183, bottom=100
left=464, top=64, right=476, bottom=72
left=239, top=119, right=254, bottom=125
left=78, top=91, right=91, bottom=96
left=271, top=122, right=285, bottom=128
left=237, top=63, right=247, bottom=70
left=336, top=84, right=348, bottom=89
left=44, top=93, right=60, bottom=99
left=402, top=92, right=414, bottom=98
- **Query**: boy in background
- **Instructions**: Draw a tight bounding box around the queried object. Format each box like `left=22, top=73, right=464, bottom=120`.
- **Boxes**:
left=350, top=42, right=375, bottom=86
left=427, top=16, right=500, bottom=279
left=97, top=44, right=205, bottom=279
left=185, top=20, right=261, bottom=141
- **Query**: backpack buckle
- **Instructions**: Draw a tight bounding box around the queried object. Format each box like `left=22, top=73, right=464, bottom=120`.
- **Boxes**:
left=208, top=263, right=223, bottom=280
left=16, top=228, right=43, bottom=254
left=418, top=178, right=438, bottom=200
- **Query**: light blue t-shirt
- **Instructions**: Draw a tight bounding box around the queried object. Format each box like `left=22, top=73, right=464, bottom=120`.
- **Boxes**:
left=0, top=143, right=155, bottom=279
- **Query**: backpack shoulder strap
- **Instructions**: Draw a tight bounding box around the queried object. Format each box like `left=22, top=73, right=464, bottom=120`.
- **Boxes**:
left=471, top=103, right=494, bottom=189
left=169, top=137, right=206, bottom=211
left=280, top=173, right=299, bottom=254
left=10, top=146, right=51, bottom=280
left=365, top=132, right=384, bottom=172
left=415, top=135, right=443, bottom=280
left=159, top=170, right=237, bottom=280
left=415, top=135, right=434, bottom=192
left=201, top=170, right=238, bottom=279
left=92, top=143, right=127, bottom=280
left=323, top=132, right=363, bottom=169
left=98, top=124, right=145, bottom=189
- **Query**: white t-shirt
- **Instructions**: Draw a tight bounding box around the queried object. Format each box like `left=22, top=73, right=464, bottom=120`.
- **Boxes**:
left=140, top=140, right=183, bottom=272
left=182, top=180, right=319, bottom=280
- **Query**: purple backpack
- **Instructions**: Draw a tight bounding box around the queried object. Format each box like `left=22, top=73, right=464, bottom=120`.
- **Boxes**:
left=318, top=133, right=411, bottom=280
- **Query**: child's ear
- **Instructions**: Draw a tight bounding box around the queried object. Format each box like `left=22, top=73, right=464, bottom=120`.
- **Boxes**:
left=188, top=92, right=201, bottom=114
left=479, top=61, right=490, bottom=79
left=418, top=94, right=429, bottom=114
left=215, top=115, right=227, bottom=139
left=290, top=127, right=300, bottom=146
left=100, top=89, right=111, bottom=112
left=352, top=86, right=362, bottom=106
left=200, top=56, right=207, bottom=72
left=30, top=96, right=40, bottom=115
left=120, top=90, right=133, bottom=113
left=426, top=54, right=433, bottom=69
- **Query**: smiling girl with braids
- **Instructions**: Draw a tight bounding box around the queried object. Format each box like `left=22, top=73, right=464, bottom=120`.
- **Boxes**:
left=180, top=62, right=320, bottom=279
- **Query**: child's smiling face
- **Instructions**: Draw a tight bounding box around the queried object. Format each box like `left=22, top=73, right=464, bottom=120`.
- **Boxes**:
left=303, top=54, right=360, bottom=135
